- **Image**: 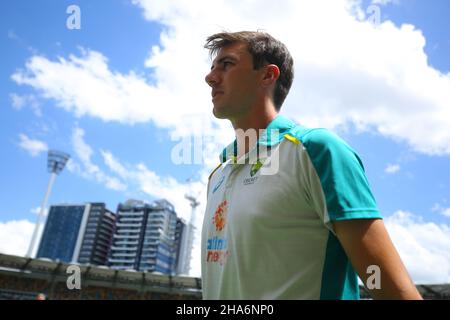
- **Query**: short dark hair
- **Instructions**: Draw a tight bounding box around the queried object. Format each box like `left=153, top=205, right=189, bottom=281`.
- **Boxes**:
left=204, top=31, right=294, bottom=111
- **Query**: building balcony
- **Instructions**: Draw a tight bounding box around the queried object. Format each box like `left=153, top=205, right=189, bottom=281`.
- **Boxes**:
left=113, top=234, right=139, bottom=239
left=147, top=218, right=166, bottom=224
left=148, top=213, right=165, bottom=218
left=109, top=258, right=136, bottom=264
left=113, top=252, right=137, bottom=258
left=100, top=222, right=115, bottom=232
left=93, top=245, right=109, bottom=254
left=144, top=232, right=163, bottom=239
left=118, top=211, right=144, bottom=217
left=116, top=222, right=142, bottom=228
left=141, top=250, right=157, bottom=256
left=120, top=217, right=143, bottom=222
left=111, top=245, right=138, bottom=251
left=143, top=240, right=160, bottom=246
left=145, top=230, right=164, bottom=237
left=97, top=229, right=112, bottom=239
left=101, top=221, right=115, bottom=231
left=116, top=228, right=141, bottom=234
left=115, top=240, right=139, bottom=246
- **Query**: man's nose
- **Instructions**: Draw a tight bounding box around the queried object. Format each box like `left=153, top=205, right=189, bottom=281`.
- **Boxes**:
left=205, top=70, right=218, bottom=87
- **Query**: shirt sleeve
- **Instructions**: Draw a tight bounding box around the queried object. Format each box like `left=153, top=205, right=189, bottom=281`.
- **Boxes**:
left=300, top=128, right=382, bottom=223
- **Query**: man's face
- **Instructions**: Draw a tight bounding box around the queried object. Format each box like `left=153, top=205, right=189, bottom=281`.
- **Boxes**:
left=205, top=42, right=263, bottom=121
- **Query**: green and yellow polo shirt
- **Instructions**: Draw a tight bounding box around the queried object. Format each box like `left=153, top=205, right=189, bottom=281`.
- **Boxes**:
left=201, top=115, right=381, bottom=299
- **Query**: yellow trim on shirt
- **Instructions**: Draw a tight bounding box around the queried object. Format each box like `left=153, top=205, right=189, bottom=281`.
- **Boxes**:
left=208, top=163, right=222, bottom=180
left=284, top=133, right=300, bottom=145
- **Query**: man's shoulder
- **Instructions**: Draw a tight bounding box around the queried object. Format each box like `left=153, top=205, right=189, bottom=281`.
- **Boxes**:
left=287, top=125, right=348, bottom=150
left=284, top=124, right=361, bottom=168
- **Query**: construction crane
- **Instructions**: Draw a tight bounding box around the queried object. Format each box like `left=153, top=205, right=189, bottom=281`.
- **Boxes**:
left=176, top=172, right=203, bottom=276
left=177, top=192, right=200, bottom=276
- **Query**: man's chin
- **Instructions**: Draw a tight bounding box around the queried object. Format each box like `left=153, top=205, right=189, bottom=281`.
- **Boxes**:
left=212, top=106, right=229, bottom=119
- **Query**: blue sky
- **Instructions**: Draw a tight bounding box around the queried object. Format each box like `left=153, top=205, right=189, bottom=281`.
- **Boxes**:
left=1, top=0, right=449, bottom=281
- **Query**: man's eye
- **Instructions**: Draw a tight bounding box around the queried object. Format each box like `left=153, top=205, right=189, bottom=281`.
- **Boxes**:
left=223, top=61, right=232, bottom=68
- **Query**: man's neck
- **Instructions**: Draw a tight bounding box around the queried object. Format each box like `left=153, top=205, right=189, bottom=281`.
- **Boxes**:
left=231, top=103, right=278, bottom=157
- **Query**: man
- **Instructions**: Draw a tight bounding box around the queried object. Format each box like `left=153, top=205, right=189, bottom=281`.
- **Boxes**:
left=201, top=31, right=422, bottom=300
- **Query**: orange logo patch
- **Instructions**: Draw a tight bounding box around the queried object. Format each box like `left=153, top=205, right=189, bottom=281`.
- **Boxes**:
left=213, top=200, right=227, bottom=232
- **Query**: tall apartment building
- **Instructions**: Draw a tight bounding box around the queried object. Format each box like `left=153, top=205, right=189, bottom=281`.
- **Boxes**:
left=108, top=199, right=181, bottom=274
left=77, top=203, right=116, bottom=266
left=36, top=203, right=115, bottom=265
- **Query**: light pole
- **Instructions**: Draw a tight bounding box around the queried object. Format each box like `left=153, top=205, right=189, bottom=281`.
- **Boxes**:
left=26, top=150, right=70, bottom=258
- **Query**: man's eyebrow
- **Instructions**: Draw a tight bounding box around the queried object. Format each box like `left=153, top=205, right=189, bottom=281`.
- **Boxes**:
left=210, top=55, right=238, bottom=70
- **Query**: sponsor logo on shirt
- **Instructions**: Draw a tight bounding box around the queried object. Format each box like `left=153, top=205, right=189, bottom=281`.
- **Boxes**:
left=250, top=158, right=264, bottom=177
left=206, top=236, right=229, bottom=265
left=206, top=200, right=229, bottom=266
left=243, top=176, right=258, bottom=185
left=213, top=200, right=227, bottom=231
left=243, top=159, right=265, bottom=185
left=212, top=175, right=225, bottom=194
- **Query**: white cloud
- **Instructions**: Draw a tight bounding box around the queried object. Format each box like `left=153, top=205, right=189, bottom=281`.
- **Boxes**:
left=12, top=50, right=157, bottom=124
left=10, top=48, right=224, bottom=143
left=10, top=93, right=42, bottom=116
left=431, top=203, right=450, bottom=218
left=69, top=127, right=127, bottom=192
left=442, top=209, right=450, bottom=218
left=18, top=133, right=48, bottom=157
left=10, top=93, right=26, bottom=110
left=30, top=206, right=48, bottom=217
left=99, top=150, right=206, bottom=222
left=385, top=211, right=450, bottom=284
left=385, top=163, right=400, bottom=174
left=0, top=220, right=34, bottom=256
left=100, top=150, right=131, bottom=179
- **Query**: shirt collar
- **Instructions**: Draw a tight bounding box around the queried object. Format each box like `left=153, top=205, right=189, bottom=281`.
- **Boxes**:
left=220, top=115, right=296, bottom=163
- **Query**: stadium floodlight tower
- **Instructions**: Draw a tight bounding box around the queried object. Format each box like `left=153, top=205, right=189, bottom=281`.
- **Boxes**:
left=26, top=150, right=70, bottom=258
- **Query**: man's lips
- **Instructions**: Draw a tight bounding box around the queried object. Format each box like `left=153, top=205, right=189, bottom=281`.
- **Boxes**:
left=212, top=90, right=224, bottom=98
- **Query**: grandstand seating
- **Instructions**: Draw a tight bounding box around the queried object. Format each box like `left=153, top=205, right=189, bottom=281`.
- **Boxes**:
left=0, top=253, right=200, bottom=300
left=1, top=253, right=449, bottom=300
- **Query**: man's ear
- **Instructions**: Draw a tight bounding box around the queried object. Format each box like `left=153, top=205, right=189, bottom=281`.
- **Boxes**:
left=261, top=64, right=280, bottom=87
